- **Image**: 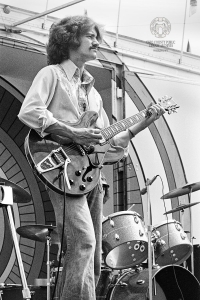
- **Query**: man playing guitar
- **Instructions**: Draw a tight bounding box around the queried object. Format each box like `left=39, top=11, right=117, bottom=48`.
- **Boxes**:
left=18, top=15, right=165, bottom=300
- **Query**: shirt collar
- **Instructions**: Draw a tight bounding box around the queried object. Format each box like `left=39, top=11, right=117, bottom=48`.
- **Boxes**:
left=60, top=60, right=94, bottom=86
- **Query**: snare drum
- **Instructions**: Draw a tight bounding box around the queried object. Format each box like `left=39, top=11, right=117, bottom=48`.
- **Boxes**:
left=102, top=211, right=148, bottom=269
left=152, top=219, right=192, bottom=266
left=108, top=265, right=200, bottom=300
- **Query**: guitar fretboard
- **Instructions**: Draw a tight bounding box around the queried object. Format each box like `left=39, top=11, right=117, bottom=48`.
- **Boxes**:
left=101, top=109, right=147, bottom=141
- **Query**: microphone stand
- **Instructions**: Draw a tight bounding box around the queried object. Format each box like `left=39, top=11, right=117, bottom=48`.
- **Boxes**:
left=188, top=188, right=194, bottom=275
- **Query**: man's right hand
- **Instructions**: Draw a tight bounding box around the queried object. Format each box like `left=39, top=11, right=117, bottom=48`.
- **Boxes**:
left=46, top=121, right=103, bottom=147
left=70, top=127, right=103, bottom=146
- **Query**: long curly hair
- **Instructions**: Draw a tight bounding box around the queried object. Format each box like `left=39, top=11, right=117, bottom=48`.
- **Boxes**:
left=46, top=15, right=103, bottom=65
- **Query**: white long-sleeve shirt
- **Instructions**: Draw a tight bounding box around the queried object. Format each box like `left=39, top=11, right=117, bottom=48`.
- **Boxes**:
left=18, top=59, right=128, bottom=157
left=18, top=59, right=109, bottom=136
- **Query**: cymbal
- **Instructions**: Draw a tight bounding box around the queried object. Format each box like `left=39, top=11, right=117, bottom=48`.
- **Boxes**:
left=0, top=177, right=31, bottom=203
left=161, top=181, right=200, bottom=199
left=163, top=202, right=200, bottom=215
left=16, top=224, right=59, bottom=244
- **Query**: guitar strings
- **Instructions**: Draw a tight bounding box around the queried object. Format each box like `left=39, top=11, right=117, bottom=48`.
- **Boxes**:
left=56, top=108, right=147, bottom=155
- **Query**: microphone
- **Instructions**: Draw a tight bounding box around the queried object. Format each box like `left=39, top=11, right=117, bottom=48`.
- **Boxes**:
left=140, top=175, right=158, bottom=195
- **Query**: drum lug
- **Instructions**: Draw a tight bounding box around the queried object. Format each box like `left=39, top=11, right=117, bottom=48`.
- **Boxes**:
left=119, top=281, right=128, bottom=287
left=139, top=230, right=144, bottom=237
left=152, top=264, right=160, bottom=269
left=115, top=233, right=120, bottom=241
left=102, top=233, right=108, bottom=239
left=137, top=279, right=145, bottom=285
left=134, top=216, right=139, bottom=224
left=175, top=222, right=181, bottom=231
left=135, top=266, right=143, bottom=273
left=180, top=232, right=186, bottom=240
left=109, top=218, right=115, bottom=227
left=157, top=239, right=166, bottom=246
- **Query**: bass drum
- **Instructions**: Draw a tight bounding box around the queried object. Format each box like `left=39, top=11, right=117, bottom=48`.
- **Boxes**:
left=108, top=265, right=200, bottom=300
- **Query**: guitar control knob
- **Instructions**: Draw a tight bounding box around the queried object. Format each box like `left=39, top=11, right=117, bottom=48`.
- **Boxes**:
left=75, top=170, right=82, bottom=176
left=69, top=179, right=74, bottom=185
left=79, top=184, right=86, bottom=191
left=87, top=176, right=93, bottom=182
left=87, top=145, right=95, bottom=154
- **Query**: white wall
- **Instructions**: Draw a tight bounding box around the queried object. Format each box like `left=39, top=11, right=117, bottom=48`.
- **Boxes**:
left=128, top=74, right=200, bottom=244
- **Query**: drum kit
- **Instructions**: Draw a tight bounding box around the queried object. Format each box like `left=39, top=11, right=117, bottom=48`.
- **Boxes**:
left=0, top=177, right=200, bottom=299
left=100, top=180, right=200, bottom=300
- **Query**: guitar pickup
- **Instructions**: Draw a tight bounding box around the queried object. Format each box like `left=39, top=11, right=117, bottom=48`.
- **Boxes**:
left=36, top=147, right=71, bottom=173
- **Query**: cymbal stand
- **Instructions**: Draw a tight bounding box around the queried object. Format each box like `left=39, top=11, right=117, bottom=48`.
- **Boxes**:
left=46, top=229, right=53, bottom=300
left=146, top=179, right=153, bottom=300
left=1, top=186, right=31, bottom=299
left=180, top=208, right=187, bottom=268
left=179, top=188, right=194, bottom=274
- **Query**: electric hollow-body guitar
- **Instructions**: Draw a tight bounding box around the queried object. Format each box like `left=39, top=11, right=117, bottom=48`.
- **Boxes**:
left=24, top=96, right=178, bottom=196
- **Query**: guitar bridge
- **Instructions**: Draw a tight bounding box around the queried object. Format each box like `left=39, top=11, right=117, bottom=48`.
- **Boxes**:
left=36, top=147, right=71, bottom=173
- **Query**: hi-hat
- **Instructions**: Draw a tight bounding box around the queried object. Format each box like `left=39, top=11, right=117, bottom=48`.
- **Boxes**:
left=0, top=177, right=31, bottom=203
left=16, top=224, right=59, bottom=244
left=161, top=181, right=200, bottom=199
left=163, top=202, right=200, bottom=215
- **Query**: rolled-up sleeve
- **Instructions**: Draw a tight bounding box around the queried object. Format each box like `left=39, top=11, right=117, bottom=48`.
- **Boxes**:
left=18, top=66, right=58, bottom=136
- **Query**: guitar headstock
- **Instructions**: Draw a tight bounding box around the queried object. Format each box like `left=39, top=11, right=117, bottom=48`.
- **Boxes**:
left=158, top=95, right=179, bottom=114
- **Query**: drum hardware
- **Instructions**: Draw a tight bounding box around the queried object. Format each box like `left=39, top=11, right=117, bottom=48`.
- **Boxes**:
left=137, top=279, right=145, bottom=285
left=96, top=267, right=114, bottom=300
left=108, top=217, right=115, bottom=227
left=16, top=224, right=59, bottom=244
left=163, top=202, right=200, bottom=215
left=50, top=266, right=63, bottom=285
left=145, top=176, right=159, bottom=300
left=107, top=265, right=200, bottom=300
left=16, top=224, right=58, bottom=300
left=110, top=281, right=128, bottom=287
left=161, top=181, right=200, bottom=276
left=0, top=178, right=32, bottom=300
left=102, top=211, right=148, bottom=269
left=151, top=230, right=160, bottom=243
left=161, top=181, right=200, bottom=199
left=152, top=219, right=192, bottom=266
left=0, top=285, right=53, bottom=300
left=115, top=233, right=120, bottom=241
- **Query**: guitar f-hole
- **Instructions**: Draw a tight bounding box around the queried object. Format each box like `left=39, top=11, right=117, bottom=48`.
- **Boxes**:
left=82, top=154, right=99, bottom=182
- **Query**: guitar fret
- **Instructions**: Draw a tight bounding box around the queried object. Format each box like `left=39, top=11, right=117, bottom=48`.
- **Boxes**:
left=101, top=110, right=147, bottom=141
left=103, top=128, right=112, bottom=138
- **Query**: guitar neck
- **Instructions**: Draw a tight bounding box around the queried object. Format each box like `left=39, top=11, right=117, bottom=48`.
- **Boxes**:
left=101, top=109, right=147, bottom=141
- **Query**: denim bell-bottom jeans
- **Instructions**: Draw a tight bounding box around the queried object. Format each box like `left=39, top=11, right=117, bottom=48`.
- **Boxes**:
left=48, top=181, right=104, bottom=300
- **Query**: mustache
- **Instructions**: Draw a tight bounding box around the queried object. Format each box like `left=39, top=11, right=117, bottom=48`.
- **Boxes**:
left=90, top=46, right=99, bottom=50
